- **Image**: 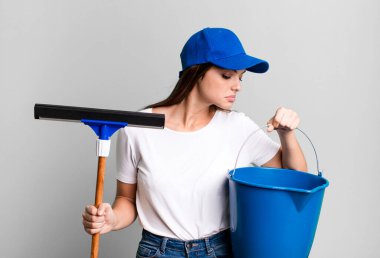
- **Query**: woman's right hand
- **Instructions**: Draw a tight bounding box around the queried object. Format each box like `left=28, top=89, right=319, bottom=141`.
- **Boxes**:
left=82, top=203, right=116, bottom=235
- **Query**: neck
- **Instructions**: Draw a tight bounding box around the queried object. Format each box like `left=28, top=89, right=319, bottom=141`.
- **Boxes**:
left=153, top=99, right=216, bottom=132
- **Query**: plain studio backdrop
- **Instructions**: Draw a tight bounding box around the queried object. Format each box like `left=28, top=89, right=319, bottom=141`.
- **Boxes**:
left=1, top=0, right=379, bottom=257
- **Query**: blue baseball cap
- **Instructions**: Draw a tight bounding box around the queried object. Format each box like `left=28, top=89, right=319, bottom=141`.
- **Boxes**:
left=180, top=27, right=269, bottom=75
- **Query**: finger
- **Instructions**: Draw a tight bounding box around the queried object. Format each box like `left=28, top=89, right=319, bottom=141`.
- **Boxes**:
left=84, top=225, right=103, bottom=235
left=281, top=110, right=297, bottom=129
left=266, top=118, right=274, bottom=132
left=283, top=111, right=299, bottom=130
left=266, top=124, right=275, bottom=132
left=97, top=203, right=111, bottom=216
left=288, top=111, right=298, bottom=129
left=82, top=211, right=105, bottom=223
left=290, top=116, right=300, bottom=130
left=85, top=205, right=98, bottom=215
left=82, top=218, right=105, bottom=230
left=272, top=107, right=286, bottom=129
left=279, top=111, right=291, bottom=128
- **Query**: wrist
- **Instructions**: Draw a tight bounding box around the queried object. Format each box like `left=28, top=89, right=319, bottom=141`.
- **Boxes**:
left=277, top=130, right=299, bottom=151
left=110, top=208, right=120, bottom=231
left=277, top=129, right=296, bottom=138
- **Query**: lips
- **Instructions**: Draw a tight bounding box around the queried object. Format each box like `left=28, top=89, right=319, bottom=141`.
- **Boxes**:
left=225, top=95, right=236, bottom=102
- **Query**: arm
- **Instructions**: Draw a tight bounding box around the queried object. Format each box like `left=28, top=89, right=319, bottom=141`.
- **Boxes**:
left=82, top=181, right=137, bottom=235
left=112, top=181, right=138, bottom=230
left=262, top=107, right=308, bottom=172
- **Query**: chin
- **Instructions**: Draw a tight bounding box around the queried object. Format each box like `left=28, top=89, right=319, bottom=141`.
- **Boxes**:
left=214, top=104, right=233, bottom=111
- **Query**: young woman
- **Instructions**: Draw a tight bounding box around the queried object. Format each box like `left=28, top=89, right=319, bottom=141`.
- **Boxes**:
left=82, top=27, right=307, bottom=258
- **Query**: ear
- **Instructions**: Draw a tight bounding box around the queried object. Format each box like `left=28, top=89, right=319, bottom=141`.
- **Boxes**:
left=197, top=75, right=204, bottom=84
left=199, top=69, right=209, bottom=81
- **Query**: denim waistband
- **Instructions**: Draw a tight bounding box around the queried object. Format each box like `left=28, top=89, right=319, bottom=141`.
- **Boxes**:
left=141, top=229, right=230, bottom=253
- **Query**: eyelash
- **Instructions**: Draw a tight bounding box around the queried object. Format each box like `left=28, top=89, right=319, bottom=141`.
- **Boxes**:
left=222, top=74, right=243, bottom=81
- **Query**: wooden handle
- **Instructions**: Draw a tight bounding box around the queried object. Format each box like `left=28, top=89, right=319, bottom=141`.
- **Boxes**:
left=91, top=156, right=106, bottom=258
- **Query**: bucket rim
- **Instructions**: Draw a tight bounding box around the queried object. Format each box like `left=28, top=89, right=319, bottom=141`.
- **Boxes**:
left=228, top=167, right=329, bottom=194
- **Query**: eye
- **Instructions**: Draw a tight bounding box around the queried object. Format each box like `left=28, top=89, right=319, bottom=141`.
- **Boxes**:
left=222, top=74, right=231, bottom=79
left=239, top=77, right=243, bottom=82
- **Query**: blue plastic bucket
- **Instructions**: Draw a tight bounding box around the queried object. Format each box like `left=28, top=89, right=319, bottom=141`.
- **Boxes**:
left=228, top=128, right=329, bottom=258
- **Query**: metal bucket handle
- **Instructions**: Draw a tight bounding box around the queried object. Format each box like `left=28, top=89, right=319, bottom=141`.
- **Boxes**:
left=232, top=126, right=323, bottom=177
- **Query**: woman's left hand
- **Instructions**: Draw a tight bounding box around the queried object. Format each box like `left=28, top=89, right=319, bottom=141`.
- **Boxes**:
left=264, top=107, right=307, bottom=171
left=267, top=107, right=300, bottom=134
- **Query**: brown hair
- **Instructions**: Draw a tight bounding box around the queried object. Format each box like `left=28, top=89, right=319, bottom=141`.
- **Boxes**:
left=146, top=63, right=214, bottom=109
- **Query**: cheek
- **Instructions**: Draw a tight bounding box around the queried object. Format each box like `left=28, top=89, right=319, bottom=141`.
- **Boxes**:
left=201, top=82, right=223, bottom=100
left=203, top=77, right=226, bottom=92
left=198, top=74, right=230, bottom=101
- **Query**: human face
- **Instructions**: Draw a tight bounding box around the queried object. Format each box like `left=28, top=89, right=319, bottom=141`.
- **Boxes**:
left=195, top=66, right=246, bottom=110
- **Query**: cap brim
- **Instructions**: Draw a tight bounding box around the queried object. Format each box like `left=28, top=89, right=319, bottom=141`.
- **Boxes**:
left=211, top=53, right=269, bottom=73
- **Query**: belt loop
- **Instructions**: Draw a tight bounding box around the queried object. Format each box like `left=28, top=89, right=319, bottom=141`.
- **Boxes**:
left=204, top=237, right=213, bottom=254
left=160, top=237, right=168, bottom=253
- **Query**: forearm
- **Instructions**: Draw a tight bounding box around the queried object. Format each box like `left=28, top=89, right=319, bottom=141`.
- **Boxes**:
left=279, top=131, right=308, bottom=172
left=111, top=196, right=138, bottom=231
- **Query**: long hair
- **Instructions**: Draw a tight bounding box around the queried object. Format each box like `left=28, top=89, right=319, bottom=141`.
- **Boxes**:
left=146, top=63, right=213, bottom=109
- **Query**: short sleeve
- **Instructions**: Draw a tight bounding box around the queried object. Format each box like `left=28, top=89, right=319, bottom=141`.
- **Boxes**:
left=116, top=128, right=138, bottom=184
left=235, top=112, right=280, bottom=167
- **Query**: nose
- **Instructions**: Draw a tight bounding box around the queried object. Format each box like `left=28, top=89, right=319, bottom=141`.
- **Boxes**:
left=232, top=79, right=242, bottom=92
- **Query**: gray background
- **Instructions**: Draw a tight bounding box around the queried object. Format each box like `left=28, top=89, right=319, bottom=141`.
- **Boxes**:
left=1, top=0, right=379, bottom=257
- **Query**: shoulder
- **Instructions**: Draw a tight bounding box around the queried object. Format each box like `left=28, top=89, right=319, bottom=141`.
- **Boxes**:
left=139, top=108, right=153, bottom=113
left=216, top=109, right=253, bottom=124
left=119, top=108, right=155, bottom=137
left=216, top=110, right=260, bottom=134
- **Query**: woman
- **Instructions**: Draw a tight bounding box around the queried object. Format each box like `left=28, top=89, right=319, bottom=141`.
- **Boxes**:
left=82, top=27, right=307, bottom=258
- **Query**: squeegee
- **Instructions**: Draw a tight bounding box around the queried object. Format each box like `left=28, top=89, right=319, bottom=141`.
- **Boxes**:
left=34, top=103, right=165, bottom=258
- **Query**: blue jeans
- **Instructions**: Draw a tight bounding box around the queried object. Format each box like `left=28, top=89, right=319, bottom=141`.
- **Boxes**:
left=136, top=229, right=233, bottom=258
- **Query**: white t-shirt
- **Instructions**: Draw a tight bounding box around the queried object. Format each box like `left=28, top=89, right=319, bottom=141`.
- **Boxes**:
left=116, top=109, right=280, bottom=240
